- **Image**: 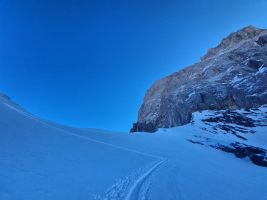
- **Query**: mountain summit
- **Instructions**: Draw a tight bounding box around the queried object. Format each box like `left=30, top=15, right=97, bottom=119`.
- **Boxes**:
left=131, top=26, right=267, bottom=132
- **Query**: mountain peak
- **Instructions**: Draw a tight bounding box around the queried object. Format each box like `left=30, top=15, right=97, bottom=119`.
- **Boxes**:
left=239, top=25, right=260, bottom=31
left=224, top=25, right=264, bottom=42
left=132, top=26, right=267, bottom=133
left=201, top=25, right=265, bottom=61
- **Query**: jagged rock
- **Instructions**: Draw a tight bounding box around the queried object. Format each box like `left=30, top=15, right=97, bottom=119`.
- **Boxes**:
left=131, top=26, right=267, bottom=132
left=202, top=110, right=256, bottom=127
left=257, top=34, right=267, bottom=46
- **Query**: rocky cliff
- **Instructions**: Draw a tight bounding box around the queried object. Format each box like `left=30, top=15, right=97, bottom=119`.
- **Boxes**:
left=131, top=26, right=267, bottom=132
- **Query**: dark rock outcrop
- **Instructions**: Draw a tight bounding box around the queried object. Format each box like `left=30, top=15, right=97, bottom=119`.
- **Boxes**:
left=216, top=143, right=267, bottom=167
left=131, top=26, right=267, bottom=132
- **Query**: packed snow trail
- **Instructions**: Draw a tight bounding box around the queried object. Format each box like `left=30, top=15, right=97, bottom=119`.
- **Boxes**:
left=99, top=159, right=167, bottom=200
left=124, top=159, right=166, bottom=200
left=46, top=115, right=169, bottom=200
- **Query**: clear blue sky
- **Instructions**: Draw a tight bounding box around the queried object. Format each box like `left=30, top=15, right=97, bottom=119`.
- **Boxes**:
left=0, top=0, right=267, bottom=131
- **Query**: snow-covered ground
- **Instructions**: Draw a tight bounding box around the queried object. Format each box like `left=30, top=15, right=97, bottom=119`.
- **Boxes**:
left=0, top=94, right=267, bottom=200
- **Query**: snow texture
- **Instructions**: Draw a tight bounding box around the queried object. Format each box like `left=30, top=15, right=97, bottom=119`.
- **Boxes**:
left=0, top=94, right=267, bottom=200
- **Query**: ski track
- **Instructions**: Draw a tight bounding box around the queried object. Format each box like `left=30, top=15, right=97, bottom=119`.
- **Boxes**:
left=3, top=101, right=162, bottom=160
left=99, top=159, right=166, bottom=200
left=3, top=101, right=168, bottom=200
left=124, top=159, right=166, bottom=200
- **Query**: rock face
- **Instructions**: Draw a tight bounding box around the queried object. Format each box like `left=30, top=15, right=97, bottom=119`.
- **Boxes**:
left=131, top=26, right=267, bottom=132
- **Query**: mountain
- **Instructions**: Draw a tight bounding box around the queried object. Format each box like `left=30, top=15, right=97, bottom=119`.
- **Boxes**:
left=1, top=92, right=267, bottom=200
left=1, top=26, right=267, bottom=200
left=131, top=26, right=267, bottom=133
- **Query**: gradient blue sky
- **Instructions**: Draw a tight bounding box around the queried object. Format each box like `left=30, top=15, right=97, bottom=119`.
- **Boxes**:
left=0, top=0, right=267, bottom=131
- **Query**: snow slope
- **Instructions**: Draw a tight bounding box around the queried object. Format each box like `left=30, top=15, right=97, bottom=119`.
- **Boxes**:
left=0, top=93, right=267, bottom=200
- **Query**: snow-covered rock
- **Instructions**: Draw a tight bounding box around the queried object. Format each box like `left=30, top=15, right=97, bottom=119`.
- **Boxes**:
left=186, top=105, right=267, bottom=167
left=131, top=26, right=267, bottom=132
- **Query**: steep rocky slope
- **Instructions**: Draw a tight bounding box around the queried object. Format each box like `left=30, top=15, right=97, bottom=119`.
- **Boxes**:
left=131, top=26, right=267, bottom=132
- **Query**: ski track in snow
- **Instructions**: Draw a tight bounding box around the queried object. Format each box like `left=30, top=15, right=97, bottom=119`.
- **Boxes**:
left=3, top=100, right=168, bottom=200
left=44, top=120, right=167, bottom=200
left=3, top=101, right=162, bottom=160
left=124, top=159, right=166, bottom=200
left=98, top=159, right=167, bottom=200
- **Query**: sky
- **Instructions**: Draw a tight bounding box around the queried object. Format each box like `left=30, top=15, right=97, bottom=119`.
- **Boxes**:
left=0, top=0, right=267, bottom=132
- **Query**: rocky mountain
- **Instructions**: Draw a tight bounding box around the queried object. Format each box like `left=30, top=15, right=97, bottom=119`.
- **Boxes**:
left=131, top=26, right=267, bottom=133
